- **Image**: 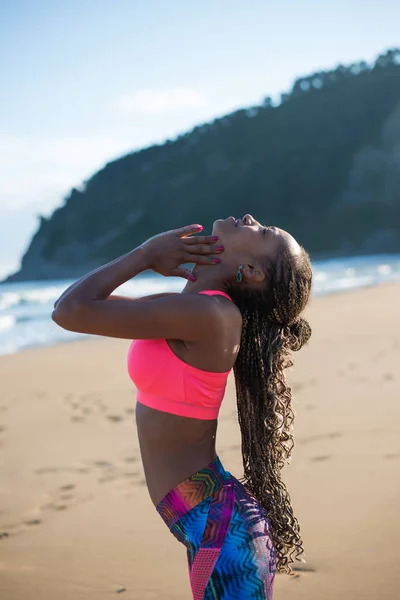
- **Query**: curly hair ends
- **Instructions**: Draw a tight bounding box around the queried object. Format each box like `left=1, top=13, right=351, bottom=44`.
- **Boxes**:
left=226, top=247, right=313, bottom=574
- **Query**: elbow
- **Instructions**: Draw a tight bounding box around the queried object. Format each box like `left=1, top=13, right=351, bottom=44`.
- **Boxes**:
left=51, top=306, right=66, bottom=327
left=52, top=305, right=73, bottom=330
left=51, top=300, right=87, bottom=332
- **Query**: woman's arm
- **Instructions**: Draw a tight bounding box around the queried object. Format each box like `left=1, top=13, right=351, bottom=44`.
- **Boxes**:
left=107, top=293, right=178, bottom=302
left=52, top=224, right=224, bottom=342
left=53, top=247, right=147, bottom=311
left=53, top=252, right=137, bottom=309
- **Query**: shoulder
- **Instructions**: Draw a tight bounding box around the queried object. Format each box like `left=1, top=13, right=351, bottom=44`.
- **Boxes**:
left=197, top=293, right=242, bottom=332
left=53, top=288, right=238, bottom=342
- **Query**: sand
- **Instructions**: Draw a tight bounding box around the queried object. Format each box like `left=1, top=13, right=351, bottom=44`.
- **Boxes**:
left=0, top=283, right=399, bottom=600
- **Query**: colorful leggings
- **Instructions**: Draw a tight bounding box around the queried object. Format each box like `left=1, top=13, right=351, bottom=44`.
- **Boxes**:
left=156, top=456, right=276, bottom=600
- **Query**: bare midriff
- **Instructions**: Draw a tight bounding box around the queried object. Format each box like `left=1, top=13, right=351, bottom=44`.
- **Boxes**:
left=135, top=402, right=218, bottom=506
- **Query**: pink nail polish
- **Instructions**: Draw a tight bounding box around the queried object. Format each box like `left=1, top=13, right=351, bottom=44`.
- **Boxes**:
left=211, top=236, right=219, bottom=241
left=188, top=274, right=196, bottom=281
left=216, top=245, right=224, bottom=251
left=212, top=258, right=221, bottom=264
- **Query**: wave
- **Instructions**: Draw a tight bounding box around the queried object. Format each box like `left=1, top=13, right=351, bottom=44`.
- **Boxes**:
left=0, top=285, right=65, bottom=311
left=0, top=315, right=15, bottom=331
left=1, top=253, right=399, bottom=355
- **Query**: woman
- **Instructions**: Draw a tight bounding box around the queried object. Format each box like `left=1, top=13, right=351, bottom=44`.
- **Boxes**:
left=53, top=213, right=312, bottom=599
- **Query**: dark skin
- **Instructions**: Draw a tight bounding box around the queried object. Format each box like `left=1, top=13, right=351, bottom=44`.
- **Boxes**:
left=52, top=214, right=300, bottom=505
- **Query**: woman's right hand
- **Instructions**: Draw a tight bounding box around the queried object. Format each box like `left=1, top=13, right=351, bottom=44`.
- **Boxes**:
left=140, top=224, right=224, bottom=280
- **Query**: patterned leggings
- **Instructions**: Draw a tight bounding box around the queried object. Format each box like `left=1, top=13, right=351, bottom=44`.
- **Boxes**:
left=156, top=456, right=276, bottom=600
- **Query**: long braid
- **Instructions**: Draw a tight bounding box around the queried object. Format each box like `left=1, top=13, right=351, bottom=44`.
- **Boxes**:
left=226, top=248, right=313, bottom=574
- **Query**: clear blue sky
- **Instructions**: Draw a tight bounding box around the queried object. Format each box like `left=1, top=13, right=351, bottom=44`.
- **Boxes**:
left=1, top=0, right=399, bottom=277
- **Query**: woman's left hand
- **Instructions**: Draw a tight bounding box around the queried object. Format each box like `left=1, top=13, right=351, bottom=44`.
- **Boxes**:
left=140, top=224, right=223, bottom=279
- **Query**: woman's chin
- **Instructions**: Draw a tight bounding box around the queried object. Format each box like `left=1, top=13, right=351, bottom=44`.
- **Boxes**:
left=212, top=217, right=234, bottom=235
left=212, top=219, right=223, bottom=235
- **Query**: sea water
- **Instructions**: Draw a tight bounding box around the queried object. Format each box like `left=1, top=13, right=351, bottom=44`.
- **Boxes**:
left=0, top=253, right=399, bottom=355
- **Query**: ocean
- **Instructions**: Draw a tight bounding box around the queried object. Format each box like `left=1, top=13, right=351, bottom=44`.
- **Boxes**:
left=1, top=253, right=399, bottom=356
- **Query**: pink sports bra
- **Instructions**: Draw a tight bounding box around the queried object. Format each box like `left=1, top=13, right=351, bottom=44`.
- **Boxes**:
left=127, top=290, right=233, bottom=420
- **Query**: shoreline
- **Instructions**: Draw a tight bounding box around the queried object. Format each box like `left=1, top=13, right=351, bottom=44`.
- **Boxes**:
left=1, top=280, right=400, bottom=359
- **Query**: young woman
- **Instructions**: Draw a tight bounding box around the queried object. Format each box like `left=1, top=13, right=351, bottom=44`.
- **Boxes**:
left=53, top=213, right=312, bottom=600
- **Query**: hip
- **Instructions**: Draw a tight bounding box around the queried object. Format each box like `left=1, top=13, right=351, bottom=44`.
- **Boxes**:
left=157, top=455, right=276, bottom=600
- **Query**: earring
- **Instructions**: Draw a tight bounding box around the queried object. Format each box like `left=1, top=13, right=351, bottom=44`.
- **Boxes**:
left=236, top=264, right=245, bottom=283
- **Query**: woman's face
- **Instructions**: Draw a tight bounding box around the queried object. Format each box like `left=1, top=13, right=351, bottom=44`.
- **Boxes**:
left=212, top=214, right=301, bottom=264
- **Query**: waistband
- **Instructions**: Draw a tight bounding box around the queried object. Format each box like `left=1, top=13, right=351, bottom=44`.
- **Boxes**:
left=156, top=455, right=231, bottom=529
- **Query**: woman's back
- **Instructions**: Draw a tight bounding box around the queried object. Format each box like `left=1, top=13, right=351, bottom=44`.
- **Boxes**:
left=131, top=291, right=241, bottom=505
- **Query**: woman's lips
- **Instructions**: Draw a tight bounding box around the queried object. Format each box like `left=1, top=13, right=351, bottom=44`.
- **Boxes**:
left=228, top=216, right=237, bottom=226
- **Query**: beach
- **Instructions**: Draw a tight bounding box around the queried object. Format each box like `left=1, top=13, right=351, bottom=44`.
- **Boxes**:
left=1, top=282, right=399, bottom=599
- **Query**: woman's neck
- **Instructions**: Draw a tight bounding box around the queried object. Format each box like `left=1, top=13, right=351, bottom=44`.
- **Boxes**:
left=181, top=264, right=230, bottom=295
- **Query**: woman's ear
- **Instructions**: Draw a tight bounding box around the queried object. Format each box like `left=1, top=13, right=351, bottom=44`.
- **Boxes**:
left=242, top=263, right=265, bottom=284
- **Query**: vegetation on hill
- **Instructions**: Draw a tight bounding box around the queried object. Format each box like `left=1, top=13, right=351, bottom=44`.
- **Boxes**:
left=6, top=48, right=400, bottom=281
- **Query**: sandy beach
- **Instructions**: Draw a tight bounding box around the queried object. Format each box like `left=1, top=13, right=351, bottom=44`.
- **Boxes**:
left=1, top=282, right=399, bottom=600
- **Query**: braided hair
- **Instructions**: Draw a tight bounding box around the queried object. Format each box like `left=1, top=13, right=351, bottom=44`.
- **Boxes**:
left=226, top=246, right=313, bottom=574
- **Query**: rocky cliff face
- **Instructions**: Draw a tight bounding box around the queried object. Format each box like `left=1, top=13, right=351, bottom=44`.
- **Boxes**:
left=5, top=49, right=400, bottom=282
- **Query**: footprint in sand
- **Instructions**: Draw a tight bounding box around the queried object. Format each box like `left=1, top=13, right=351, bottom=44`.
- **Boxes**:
left=71, top=415, right=85, bottom=422
left=311, top=455, right=331, bottom=462
left=59, top=493, right=75, bottom=501
left=93, top=460, right=114, bottom=468
left=90, top=459, right=117, bottom=483
left=3, top=517, right=44, bottom=538
left=123, top=472, right=139, bottom=479
left=60, top=484, right=75, bottom=490
left=90, top=459, right=142, bottom=485
left=384, top=453, right=400, bottom=460
left=41, top=482, right=92, bottom=514
left=298, top=432, right=342, bottom=445
left=124, top=456, right=138, bottom=464
left=35, top=466, right=90, bottom=475
left=292, top=564, right=317, bottom=578
left=106, top=415, right=124, bottom=423
left=293, top=381, right=305, bottom=391
left=383, top=373, right=394, bottom=381
left=25, top=519, right=42, bottom=526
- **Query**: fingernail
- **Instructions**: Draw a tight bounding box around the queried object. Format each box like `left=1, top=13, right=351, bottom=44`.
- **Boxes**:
left=216, top=245, right=224, bottom=251
left=194, top=224, right=203, bottom=231
left=211, top=236, right=219, bottom=241
left=212, top=258, right=221, bottom=264
left=188, top=274, right=196, bottom=281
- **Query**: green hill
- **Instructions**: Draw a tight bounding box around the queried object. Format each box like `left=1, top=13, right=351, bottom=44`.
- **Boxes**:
left=6, top=48, right=400, bottom=282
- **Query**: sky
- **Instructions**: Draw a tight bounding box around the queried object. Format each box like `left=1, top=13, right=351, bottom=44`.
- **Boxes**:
left=1, top=0, right=399, bottom=278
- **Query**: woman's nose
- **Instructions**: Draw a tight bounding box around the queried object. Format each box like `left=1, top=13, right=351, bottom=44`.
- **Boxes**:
left=243, top=214, right=255, bottom=225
